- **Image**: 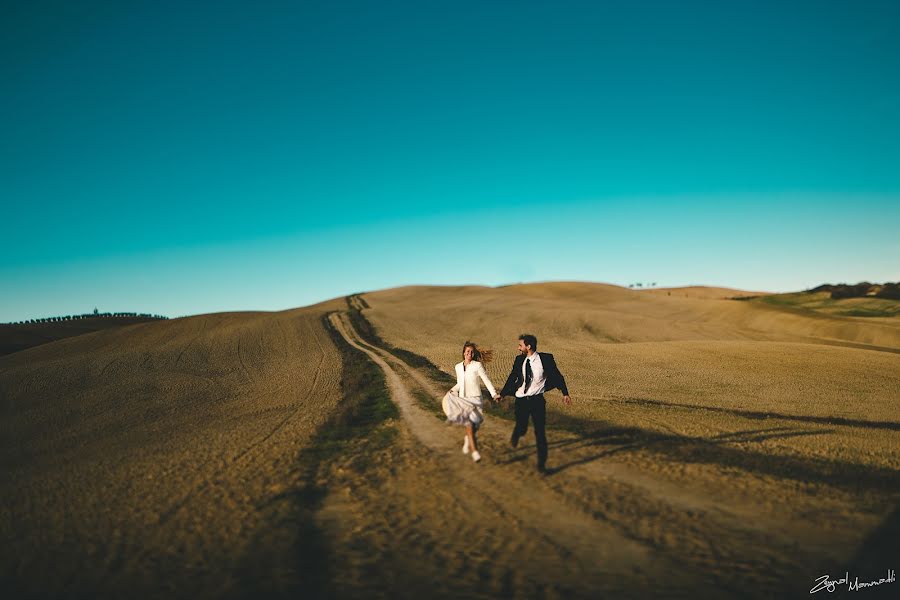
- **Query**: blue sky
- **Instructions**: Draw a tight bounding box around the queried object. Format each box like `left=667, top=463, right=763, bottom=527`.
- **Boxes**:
left=2, top=0, right=899, bottom=321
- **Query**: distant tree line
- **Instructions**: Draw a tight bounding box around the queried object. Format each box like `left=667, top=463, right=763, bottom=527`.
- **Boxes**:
left=628, top=282, right=658, bottom=289
left=5, top=309, right=168, bottom=325
left=808, top=282, right=900, bottom=300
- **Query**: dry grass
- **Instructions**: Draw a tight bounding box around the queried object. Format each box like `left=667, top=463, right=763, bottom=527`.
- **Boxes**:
left=641, top=285, right=769, bottom=298
left=360, top=282, right=900, bottom=362
left=356, top=282, right=900, bottom=579
left=0, top=299, right=345, bottom=597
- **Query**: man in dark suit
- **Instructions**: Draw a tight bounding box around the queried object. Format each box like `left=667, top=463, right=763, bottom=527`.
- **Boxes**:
left=498, top=333, right=571, bottom=473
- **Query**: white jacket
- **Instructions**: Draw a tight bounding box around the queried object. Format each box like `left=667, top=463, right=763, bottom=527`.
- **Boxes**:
left=450, top=360, right=497, bottom=400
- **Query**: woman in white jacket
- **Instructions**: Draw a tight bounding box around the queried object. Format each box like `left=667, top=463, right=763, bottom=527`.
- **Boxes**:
left=443, top=341, right=500, bottom=462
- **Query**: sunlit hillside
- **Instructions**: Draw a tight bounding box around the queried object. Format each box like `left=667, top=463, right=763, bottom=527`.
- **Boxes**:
left=2, top=284, right=898, bottom=598
left=0, top=299, right=346, bottom=597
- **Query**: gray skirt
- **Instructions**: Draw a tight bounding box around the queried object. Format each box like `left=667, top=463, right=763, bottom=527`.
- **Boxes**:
left=442, top=391, right=484, bottom=428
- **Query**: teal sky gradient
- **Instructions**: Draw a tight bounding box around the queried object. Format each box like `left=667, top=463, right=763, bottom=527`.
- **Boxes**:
left=2, top=1, right=899, bottom=321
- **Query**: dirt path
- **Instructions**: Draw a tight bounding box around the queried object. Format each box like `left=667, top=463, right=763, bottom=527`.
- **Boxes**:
left=328, top=311, right=712, bottom=598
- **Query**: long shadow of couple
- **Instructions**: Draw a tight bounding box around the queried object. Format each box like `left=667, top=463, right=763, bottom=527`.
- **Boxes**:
left=494, top=399, right=900, bottom=495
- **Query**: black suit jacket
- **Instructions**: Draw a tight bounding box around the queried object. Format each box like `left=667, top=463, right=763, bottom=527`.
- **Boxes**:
left=500, top=352, right=569, bottom=397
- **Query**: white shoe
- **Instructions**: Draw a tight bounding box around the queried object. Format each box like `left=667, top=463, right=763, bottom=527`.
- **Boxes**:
left=462, top=436, right=470, bottom=454
left=471, top=451, right=481, bottom=463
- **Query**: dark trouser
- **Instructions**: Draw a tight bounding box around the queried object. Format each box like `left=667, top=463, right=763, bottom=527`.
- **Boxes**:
left=513, top=394, right=547, bottom=466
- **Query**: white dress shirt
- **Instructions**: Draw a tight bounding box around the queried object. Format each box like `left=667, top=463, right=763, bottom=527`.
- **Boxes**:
left=451, top=360, right=497, bottom=400
left=516, top=352, right=545, bottom=397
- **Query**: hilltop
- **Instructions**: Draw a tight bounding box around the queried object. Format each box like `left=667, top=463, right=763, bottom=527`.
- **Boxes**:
left=0, top=312, right=169, bottom=356
left=809, top=281, right=900, bottom=299
left=743, top=283, right=900, bottom=320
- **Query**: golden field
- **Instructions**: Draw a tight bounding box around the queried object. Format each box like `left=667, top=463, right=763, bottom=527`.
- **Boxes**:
left=1, top=300, right=346, bottom=598
left=1, top=282, right=898, bottom=598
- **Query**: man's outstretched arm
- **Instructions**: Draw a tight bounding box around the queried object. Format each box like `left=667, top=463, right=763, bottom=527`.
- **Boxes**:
left=549, top=355, right=571, bottom=404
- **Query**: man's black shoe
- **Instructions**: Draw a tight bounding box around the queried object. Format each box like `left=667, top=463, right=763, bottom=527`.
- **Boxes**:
left=537, top=462, right=547, bottom=474
left=510, top=434, right=519, bottom=448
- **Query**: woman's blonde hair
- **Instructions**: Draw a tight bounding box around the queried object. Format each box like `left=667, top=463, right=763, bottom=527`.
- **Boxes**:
left=462, top=341, right=493, bottom=364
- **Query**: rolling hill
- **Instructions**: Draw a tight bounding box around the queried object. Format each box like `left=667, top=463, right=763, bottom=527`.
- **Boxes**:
left=2, top=282, right=898, bottom=598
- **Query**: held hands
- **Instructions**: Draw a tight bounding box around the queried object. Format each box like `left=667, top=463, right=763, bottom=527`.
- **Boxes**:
left=492, top=393, right=501, bottom=404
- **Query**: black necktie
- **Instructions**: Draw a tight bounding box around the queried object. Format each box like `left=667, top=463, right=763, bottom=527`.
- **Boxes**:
left=524, top=358, right=533, bottom=395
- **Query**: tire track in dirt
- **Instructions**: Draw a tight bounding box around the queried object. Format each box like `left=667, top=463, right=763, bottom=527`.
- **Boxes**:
left=173, top=318, right=207, bottom=367
left=126, top=313, right=337, bottom=593
left=230, top=319, right=327, bottom=464
left=1, top=309, right=348, bottom=598
left=99, top=358, right=119, bottom=378
left=236, top=335, right=255, bottom=385
left=329, top=311, right=705, bottom=596
left=156, top=317, right=329, bottom=527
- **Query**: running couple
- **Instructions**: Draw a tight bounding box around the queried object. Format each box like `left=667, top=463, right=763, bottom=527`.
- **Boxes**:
left=442, top=333, right=571, bottom=473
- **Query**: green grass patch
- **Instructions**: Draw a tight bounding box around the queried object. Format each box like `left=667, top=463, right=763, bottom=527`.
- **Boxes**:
left=837, top=308, right=896, bottom=318
left=309, top=312, right=398, bottom=463
left=271, top=313, right=399, bottom=599
left=751, top=292, right=898, bottom=318
left=411, top=387, right=447, bottom=420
